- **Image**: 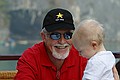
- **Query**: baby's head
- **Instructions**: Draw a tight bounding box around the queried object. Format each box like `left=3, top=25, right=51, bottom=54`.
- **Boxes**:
left=72, top=19, right=105, bottom=58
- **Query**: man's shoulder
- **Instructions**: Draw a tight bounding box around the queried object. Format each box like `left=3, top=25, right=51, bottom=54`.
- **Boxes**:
left=21, top=42, right=44, bottom=57
left=31, top=41, right=44, bottom=50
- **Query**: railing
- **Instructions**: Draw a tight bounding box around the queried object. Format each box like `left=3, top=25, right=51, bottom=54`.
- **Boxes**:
left=0, top=51, right=120, bottom=60
left=0, top=54, right=21, bottom=60
left=112, top=51, right=120, bottom=58
left=0, top=54, right=20, bottom=79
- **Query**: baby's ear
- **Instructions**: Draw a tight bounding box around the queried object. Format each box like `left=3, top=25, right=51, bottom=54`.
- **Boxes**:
left=91, top=40, right=98, bottom=50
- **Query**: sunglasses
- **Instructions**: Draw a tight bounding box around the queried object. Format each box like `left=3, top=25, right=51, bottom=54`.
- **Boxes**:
left=47, top=32, right=73, bottom=40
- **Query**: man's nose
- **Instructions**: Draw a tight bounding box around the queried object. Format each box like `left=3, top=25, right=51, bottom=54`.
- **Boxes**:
left=58, top=35, right=66, bottom=44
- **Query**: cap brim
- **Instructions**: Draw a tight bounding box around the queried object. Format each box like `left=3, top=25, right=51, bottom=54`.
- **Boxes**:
left=45, top=23, right=75, bottom=32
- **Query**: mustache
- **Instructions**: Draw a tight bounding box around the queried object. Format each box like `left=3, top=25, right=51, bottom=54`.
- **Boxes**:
left=54, top=43, right=70, bottom=47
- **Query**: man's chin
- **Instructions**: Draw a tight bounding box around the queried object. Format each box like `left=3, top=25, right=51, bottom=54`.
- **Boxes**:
left=52, top=48, right=70, bottom=59
left=52, top=53, right=69, bottom=60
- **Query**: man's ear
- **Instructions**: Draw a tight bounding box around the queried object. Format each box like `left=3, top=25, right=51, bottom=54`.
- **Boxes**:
left=91, top=40, right=98, bottom=50
left=40, top=32, right=46, bottom=42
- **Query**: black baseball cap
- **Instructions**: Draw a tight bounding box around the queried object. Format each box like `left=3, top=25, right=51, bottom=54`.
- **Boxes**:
left=42, top=8, right=75, bottom=32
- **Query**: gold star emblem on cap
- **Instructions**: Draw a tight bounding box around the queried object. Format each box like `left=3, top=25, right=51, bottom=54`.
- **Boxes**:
left=56, top=13, right=63, bottom=18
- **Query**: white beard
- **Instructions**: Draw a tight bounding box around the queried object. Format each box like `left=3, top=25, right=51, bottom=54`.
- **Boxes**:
left=52, top=44, right=70, bottom=59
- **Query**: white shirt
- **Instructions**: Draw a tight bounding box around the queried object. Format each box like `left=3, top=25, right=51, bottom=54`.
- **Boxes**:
left=82, top=51, right=115, bottom=80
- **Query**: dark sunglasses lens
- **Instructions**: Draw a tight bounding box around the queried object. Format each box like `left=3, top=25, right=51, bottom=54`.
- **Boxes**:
left=64, top=32, right=73, bottom=40
left=50, top=32, right=60, bottom=40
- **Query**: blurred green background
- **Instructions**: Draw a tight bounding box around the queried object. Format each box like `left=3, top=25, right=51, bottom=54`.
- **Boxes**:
left=0, top=0, right=120, bottom=70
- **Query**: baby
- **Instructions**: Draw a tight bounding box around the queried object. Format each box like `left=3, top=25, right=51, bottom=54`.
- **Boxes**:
left=72, top=19, right=115, bottom=80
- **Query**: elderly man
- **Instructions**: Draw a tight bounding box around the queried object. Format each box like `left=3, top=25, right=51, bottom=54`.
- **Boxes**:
left=14, top=8, right=87, bottom=80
